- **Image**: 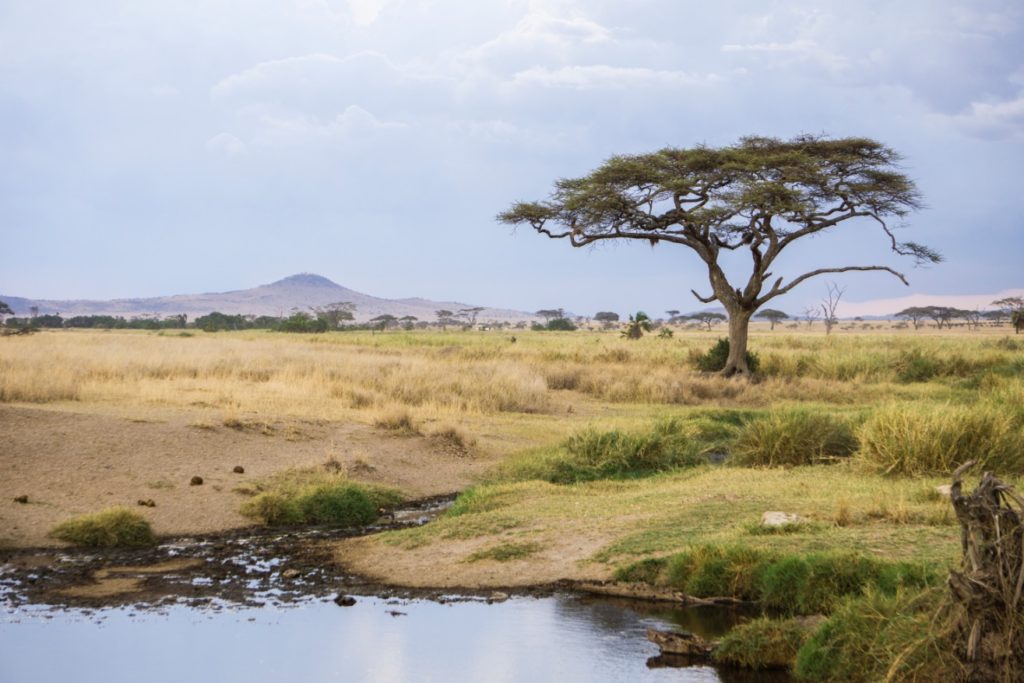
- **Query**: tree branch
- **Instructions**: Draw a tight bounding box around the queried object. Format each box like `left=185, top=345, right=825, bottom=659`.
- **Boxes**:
left=691, top=289, right=718, bottom=304
left=758, top=265, right=908, bottom=306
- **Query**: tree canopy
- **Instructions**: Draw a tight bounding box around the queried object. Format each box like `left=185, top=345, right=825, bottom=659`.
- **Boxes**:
left=500, top=135, right=937, bottom=375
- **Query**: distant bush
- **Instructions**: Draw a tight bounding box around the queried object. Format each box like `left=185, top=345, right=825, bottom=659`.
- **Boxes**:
left=730, top=410, right=858, bottom=467
left=373, top=408, right=420, bottom=434
left=857, top=403, right=1024, bottom=475
left=545, top=317, right=577, bottom=331
left=50, top=507, right=156, bottom=547
left=691, top=338, right=760, bottom=373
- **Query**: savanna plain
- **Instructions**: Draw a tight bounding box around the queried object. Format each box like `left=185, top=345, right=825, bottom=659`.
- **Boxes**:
left=3, top=323, right=1023, bottom=680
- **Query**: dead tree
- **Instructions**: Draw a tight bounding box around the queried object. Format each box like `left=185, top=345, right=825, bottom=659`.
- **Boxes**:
left=948, top=461, right=1024, bottom=682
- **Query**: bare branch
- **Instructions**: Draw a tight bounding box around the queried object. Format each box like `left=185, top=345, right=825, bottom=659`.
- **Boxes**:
left=691, top=289, right=718, bottom=304
left=758, top=265, right=908, bottom=306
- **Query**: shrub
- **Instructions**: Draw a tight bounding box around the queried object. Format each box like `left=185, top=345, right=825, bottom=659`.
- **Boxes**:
left=373, top=409, right=420, bottom=434
left=714, top=616, right=818, bottom=669
left=545, top=317, right=577, bottom=331
left=466, top=541, right=542, bottom=562
left=730, top=410, right=858, bottom=467
left=794, top=588, right=956, bottom=682
left=50, top=507, right=157, bottom=548
left=691, top=338, right=760, bottom=373
left=239, top=468, right=402, bottom=526
left=549, top=419, right=708, bottom=483
left=893, top=348, right=938, bottom=382
left=620, top=545, right=937, bottom=615
left=857, top=403, right=1024, bottom=475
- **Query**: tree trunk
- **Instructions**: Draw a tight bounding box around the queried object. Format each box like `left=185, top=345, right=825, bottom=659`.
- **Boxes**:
left=722, top=309, right=753, bottom=377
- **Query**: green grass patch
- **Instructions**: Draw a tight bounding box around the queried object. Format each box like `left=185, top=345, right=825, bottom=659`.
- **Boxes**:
left=714, top=616, right=819, bottom=670
left=239, top=466, right=402, bottom=526
left=49, top=507, right=157, bottom=548
left=465, top=541, right=543, bottom=562
left=618, top=545, right=937, bottom=615
left=794, top=587, right=957, bottom=682
left=496, top=417, right=735, bottom=484
left=730, top=409, right=858, bottom=467
left=857, top=402, right=1024, bottom=475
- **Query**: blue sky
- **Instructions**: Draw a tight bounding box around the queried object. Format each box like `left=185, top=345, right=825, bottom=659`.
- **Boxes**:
left=1, top=0, right=1022, bottom=316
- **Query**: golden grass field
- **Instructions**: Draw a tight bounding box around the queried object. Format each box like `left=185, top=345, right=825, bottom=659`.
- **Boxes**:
left=1, top=323, right=1022, bottom=585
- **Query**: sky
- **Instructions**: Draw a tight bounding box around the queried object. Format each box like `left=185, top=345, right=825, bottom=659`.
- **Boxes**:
left=1, top=0, right=1022, bottom=317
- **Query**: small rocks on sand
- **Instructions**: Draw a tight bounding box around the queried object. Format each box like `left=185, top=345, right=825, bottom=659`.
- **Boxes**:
left=190, top=476, right=204, bottom=486
left=334, top=595, right=357, bottom=607
left=232, top=466, right=245, bottom=474
left=137, top=499, right=156, bottom=507
left=13, top=495, right=28, bottom=504
left=486, top=591, right=509, bottom=604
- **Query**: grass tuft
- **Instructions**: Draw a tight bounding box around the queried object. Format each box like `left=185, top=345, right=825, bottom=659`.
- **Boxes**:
left=714, top=616, right=819, bottom=669
left=239, top=467, right=402, bottom=526
left=49, top=507, right=157, bottom=547
left=465, top=541, right=542, bottom=562
left=730, top=409, right=858, bottom=467
left=856, top=402, right=1024, bottom=475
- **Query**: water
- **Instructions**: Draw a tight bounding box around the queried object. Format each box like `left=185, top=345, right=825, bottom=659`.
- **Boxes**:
left=0, top=499, right=790, bottom=683
left=1, top=594, right=790, bottom=683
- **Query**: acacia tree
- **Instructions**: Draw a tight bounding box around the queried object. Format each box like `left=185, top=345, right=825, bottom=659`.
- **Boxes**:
left=621, top=311, right=652, bottom=339
left=896, top=306, right=929, bottom=330
left=498, top=136, right=938, bottom=376
left=756, top=308, right=789, bottom=330
left=690, top=311, right=727, bottom=331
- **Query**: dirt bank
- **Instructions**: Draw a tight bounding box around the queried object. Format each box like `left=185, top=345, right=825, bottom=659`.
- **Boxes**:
left=0, top=405, right=496, bottom=548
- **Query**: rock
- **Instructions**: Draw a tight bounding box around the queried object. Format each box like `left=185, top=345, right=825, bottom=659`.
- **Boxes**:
left=13, top=495, right=28, bottom=504
left=761, top=511, right=806, bottom=527
left=281, top=568, right=300, bottom=579
left=486, top=591, right=509, bottom=604
left=190, top=476, right=204, bottom=486
left=334, top=594, right=357, bottom=607
left=232, top=465, right=245, bottom=474
left=137, top=499, right=156, bottom=507
left=386, top=610, right=407, bottom=617
left=935, top=484, right=952, bottom=498
left=646, top=628, right=715, bottom=658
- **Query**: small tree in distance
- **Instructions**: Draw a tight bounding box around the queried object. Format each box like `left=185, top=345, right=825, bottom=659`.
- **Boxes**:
left=499, top=135, right=938, bottom=376
left=621, top=312, right=652, bottom=340
left=756, top=309, right=789, bottom=330
left=594, top=311, right=620, bottom=329
left=820, top=283, right=845, bottom=335
left=896, top=306, right=929, bottom=330
left=690, top=311, right=727, bottom=331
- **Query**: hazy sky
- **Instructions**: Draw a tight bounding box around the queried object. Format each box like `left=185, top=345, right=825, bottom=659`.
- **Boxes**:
left=2, top=0, right=1022, bottom=316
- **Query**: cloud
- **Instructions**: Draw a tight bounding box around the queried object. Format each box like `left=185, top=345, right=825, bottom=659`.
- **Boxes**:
left=508, top=65, right=719, bottom=90
left=252, top=105, right=407, bottom=147
left=206, top=132, right=247, bottom=155
left=721, top=39, right=848, bottom=73
left=347, top=0, right=391, bottom=26
left=938, top=92, right=1024, bottom=140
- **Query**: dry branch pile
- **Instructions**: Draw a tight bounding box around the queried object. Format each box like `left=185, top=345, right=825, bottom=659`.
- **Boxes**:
left=949, top=461, right=1024, bottom=682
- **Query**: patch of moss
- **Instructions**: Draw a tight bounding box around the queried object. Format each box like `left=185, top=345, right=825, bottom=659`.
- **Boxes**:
left=50, top=507, right=156, bottom=548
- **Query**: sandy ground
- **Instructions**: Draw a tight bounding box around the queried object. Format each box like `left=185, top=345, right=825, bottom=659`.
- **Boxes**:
left=336, top=527, right=615, bottom=588
left=0, top=405, right=496, bottom=548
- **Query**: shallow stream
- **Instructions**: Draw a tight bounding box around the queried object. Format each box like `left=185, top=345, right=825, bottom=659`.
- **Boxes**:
left=0, top=498, right=791, bottom=682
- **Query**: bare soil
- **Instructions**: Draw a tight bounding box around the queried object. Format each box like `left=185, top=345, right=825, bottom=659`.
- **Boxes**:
left=0, top=405, right=495, bottom=549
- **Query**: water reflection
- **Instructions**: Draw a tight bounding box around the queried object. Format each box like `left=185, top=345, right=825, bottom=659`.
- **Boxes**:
left=1, top=595, right=791, bottom=683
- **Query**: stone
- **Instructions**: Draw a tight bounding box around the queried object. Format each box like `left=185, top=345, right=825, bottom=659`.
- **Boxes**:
left=761, top=511, right=806, bottom=527
left=486, top=591, right=509, bottom=604
left=281, top=568, right=300, bottom=579
left=232, top=466, right=245, bottom=474
left=935, top=484, right=952, bottom=498
left=190, top=476, right=204, bottom=486
left=646, top=629, right=715, bottom=657
left=137, top=499, right=156, bottom=507
left=13, top=495, right=28, bottom=504
left=334, top=594, right=357, bottom=607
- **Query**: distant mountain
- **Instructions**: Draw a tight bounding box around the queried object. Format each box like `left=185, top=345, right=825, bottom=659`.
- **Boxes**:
left=0, top=273, right=537, bottom=323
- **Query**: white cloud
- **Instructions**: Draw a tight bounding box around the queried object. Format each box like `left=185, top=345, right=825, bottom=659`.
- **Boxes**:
left=939, top=92, right=1024, bottom=140
left=721, top=39, right=848, bottom=72
left=508, top=65, right=719, bottom=90
left=253, top=105, right=407, bottom=146
left=347, top=0, right=391, bottom=26
left=206, top=132, right=247, bottom=155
